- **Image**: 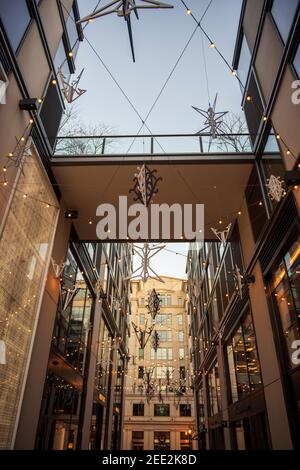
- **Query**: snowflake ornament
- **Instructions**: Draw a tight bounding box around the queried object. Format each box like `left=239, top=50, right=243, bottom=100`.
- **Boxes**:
left=266, top=175, right=285, bottom=203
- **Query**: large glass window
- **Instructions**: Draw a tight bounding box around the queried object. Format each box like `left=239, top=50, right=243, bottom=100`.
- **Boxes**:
left=271, top=0, right=299, bottom=44
left=0, top=0, right=31, bottom=52
left=155, top=313, right=172, bottom=325
left=150, top=348, right=173, bottom=360
left=180, top=404, right=191, bottom=416
left=155, top=366, right=173, bottom=379
left=154, top=404, right=170, bottom=416
left=237, top=34, right=251, bottom=88
left=269, top=235, right=300, bottom=368
left=293, top=42, right=300, bottom=77
left=207, top=362, right=221, bottom=416
left=180, top=431, right=192, bottom=450
left=132, top=431, right=144, bottom=450
left=52, top=250, right=93, bottom=374
left=226, top=309, right=262, bottom=403
left=133, top=403, right=144, bottom=416
left=159, top=294, right=172, bottom=306
left=244, top=72, right=264, bottom=146
left=154, top=431, right=170, bottom=450
left=157, top=330, right=172, bottom=342
left=0, top=147, right=58, bottom=449
left=245, top=167, right=268, bottom=243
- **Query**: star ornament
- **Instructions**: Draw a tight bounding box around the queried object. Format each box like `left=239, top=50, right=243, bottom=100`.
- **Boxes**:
left=192, top=93, right=228, bottom=150
left=77, top=1, right=173, bottom=62
left=266, top=175, right=285, bottom=203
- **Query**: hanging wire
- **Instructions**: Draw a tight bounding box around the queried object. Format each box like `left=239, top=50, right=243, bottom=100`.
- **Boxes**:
left=126, top=0, right=214, bottom=153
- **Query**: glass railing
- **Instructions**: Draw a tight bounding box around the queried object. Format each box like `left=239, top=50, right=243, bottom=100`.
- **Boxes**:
left=53, top=133, right=253, bottom=157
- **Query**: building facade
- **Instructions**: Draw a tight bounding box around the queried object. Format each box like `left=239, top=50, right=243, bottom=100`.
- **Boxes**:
left=0, top=1, right=132, bottom=450
left=124, top=277, right=196, bottom=451
left=188, top=0, right=300, bottom=450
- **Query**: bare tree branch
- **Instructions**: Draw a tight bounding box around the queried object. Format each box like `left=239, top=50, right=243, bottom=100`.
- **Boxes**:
left=215, top=113, right=252, bottom=153
left=56, top=104, right=116, bottom=155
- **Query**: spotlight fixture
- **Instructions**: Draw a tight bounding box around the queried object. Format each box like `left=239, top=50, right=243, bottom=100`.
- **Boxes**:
left=65, top=210, right=78, bottom=219
left=19, top=98, right=40, bottom=111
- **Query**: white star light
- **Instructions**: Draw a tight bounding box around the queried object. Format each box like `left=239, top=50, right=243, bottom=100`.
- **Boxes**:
left=192, top=93, right=228, bottom=150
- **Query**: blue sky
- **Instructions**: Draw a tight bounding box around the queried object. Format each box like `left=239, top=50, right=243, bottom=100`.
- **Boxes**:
left=75, top=0, right=243, bottom=136
left=74, top=0, right=243, bottom=278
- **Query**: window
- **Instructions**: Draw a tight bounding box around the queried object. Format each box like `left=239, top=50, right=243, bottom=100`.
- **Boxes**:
left=180, top=404, right=192, bottom=417
left=271, top=0, right=299, bottom=44
left=154, top=431, right=170, bottom=450
left=180, top=431, right=192, bottom=450
left=179, top=366, right=186, bottom=380
left=178, top=297, right=184, bottom=306
left=237, top=35, right=251, bottom=88
left=245, top=167, right=268, bottom=242
left=155, top=366, right=173, bottom=379
left=178, top=331, right=184, bottom=342
left=0, top=0, right=31, bottom=52
left=65, top=2, right=80, bottom=51
left=133, top=404, right=144, bottom=416
left=244, top=72, right=264, bottom=145
left=179, top=348, right=185, bottom=360
left=132, top=431, right=144, bottom=450
left=293, top=42, right=300, bottom=77
left=158, top=330, right=172, bottom=342
left=150, top=348, right=173, bottom=360
left=226, top=309, right=262, bottom=403
left=139, top=313, right=145, bottom=325
left=138, top=348, right=144, bottom=360
left=269, top=236, right=300, bottom=369
left=159, top=294, right=172, bottom=306
left=154, top=404, right=170, bottom=416
left=40, top=80, right=64, bottom=149
left=140, top=298, right=145, bottom=306
left=138, top=366, right=144, bottom=379
left=156, top=313, right=172, bottom=325
left=207, top=362, right=221, bottom=417
left=177, top=314, right=183, bottom=325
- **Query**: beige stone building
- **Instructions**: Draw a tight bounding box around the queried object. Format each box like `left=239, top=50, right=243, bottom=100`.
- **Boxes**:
left=123, top=276, right=196, bottom=450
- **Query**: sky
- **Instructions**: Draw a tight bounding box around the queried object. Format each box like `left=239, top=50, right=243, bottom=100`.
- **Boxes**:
left=73, top=0, right=243, bottom=278
left=74, top=0, right=244, bottom=135
left=132, top=243, right=188, bottom=279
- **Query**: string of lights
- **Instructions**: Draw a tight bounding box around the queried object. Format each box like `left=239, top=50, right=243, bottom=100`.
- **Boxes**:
left=180, top=0, right=299, bottom=165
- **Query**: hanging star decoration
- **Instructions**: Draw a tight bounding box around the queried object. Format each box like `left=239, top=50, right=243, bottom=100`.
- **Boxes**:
left=130, top=164, right=162, bottom=207
left=77, top=1, right=173, bottom=62
left=192, top=94, right=228, bottom=150
left=211, top=223, right=232, bottom=245
left=147, top=288, right=161, bottom=319
left=131, top=321, right=154, bottom=349
left=266, top=175, right=285, bottom=203
left=57, top=69, right=87, bottom=103
left=51, top=258, right=66, bottom=280
left=1, top=136, right=32, bottom=183
left=126, top=243, right=165, bottom=283
left=233, top=264, right=255, bottom=299
left=151, top=330, right=160, bottom=351
left=62, top=284, right=80, bottom=311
